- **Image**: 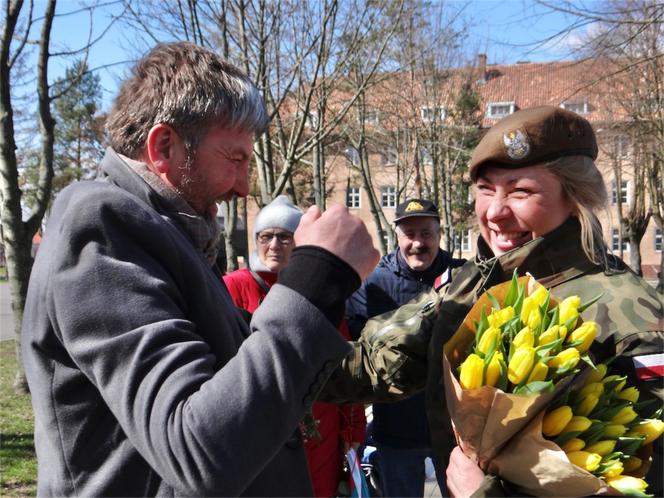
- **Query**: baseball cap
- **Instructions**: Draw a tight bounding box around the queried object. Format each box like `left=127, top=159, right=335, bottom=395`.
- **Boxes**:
left=394, top=198, right=439, bottom=223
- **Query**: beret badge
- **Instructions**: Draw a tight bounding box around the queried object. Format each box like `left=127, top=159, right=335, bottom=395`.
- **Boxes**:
left=405, top=201, right=425, bottom=212
left=503, top=128, right=530, bottom=160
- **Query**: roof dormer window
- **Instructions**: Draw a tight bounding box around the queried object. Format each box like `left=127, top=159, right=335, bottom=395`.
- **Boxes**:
left=487, top=101, right=516, bottom=119
left=561, top=100, right=589, bottom=115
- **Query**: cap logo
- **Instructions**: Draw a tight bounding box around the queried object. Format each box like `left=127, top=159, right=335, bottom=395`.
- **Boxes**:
left=503, top=129, right=530, bottom=160
left=405, top=201, right=424, bottom=212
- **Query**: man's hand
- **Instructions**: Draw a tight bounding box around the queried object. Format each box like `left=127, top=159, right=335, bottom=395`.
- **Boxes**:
left=295, top=205, right=379, bottom=280
left=446, top=446, right=485, bottom=498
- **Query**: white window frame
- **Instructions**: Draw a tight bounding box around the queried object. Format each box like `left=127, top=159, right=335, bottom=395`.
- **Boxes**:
left=419, top=146, right=433, bottom=165
left=380, top=186, right=397, bottom=208
left=305, top=111, right=319, bottom=129
left=420, top=106, right=446, bottom=123
left=345, top=146, right=360, bottom=165
left=655, top=228, right=662, bottom=252
left=611, top=180, right=630, bottom=205
left=611, top=228, right=629, bottom=252
left=454, top=230, right=472, bottom=252
left=365, top=109, right=379, bottom=125
left=346, top=186, right=361, bottom=209
left=614, top=134, right=630, bottom=158
left=560, top=101, right=589, bottom=114
left=487, top=101, right=516, bottom=119
left=385, top=147, right=398, bottom=166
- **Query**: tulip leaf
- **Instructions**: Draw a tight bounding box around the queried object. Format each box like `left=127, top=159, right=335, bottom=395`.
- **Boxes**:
left=487, top=291, right=501, bottom=312
left=535, top=339, right=562, bottom=359
left=513, top=285, right=526, bottom=316
left=634, top=398, right=658, bottom=413
left=543, top=301, right=557, bottom=330
left=578, top=292, right=604, bottom=314
left=513, top=380, right=554, bottom=395
left=617, top=436, right=646, bottom=455
left=504, top=270, right=520, bottom=307
left=580, top=354, right=596, bottom=369
left=496, top=361, right=509, bottom=392
left=592, top=400, right=631, bottom=421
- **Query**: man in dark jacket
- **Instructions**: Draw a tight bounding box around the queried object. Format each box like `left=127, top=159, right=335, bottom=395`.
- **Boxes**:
left=346, top=199, right=465, bottom=497
left=20, top=42, right=429, bottom=497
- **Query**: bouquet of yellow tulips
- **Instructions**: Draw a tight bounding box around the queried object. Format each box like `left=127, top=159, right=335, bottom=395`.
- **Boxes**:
left=442, top=272, right=600, bottom=467
left=541, top=361, right=663, bottom=497
left=490, top=361, right=663, bottom=497
left=457, top=272, right=600, bottom=394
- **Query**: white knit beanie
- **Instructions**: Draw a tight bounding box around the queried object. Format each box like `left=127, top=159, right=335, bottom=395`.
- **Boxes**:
left=253, top=195, right=303, bottom=237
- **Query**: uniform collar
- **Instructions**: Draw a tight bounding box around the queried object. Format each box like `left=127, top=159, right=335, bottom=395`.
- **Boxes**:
left=474, top=217, right=600, bottom=287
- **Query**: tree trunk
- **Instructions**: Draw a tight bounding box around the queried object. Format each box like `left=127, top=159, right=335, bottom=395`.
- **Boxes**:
left=223, top=198, right=239, bottom=272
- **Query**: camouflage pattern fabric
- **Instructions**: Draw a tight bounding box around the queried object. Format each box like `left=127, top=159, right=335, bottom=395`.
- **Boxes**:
left=425, top=217, right=663, bottom=496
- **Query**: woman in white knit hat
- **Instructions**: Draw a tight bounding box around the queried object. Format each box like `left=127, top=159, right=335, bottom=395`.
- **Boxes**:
left=223, top=195, right=367, bottom=498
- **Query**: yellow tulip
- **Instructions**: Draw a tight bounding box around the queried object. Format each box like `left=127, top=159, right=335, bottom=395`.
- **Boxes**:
left=562, top=416, right=592, bottom=434
left=575, top=393, right=599, bottom=417
left=542, top=405, right=573, bottom=437
left=527, top=361, right=548, bottom=383
left=485, top=352, right=504, bottom=387
left=477, top=326, right=501, bottom=354
left=561, top=438, right=586, bottom=452
left=487, top=306, right=515, bottom=328
left=508, top=346, right=535, bottom=384
left=584, top=440, right=616, bottom=456
left=611, top=406, right=638, bottom=425
left=585, top=363, right=608, bottom=384
left=600, top=460, right=624, bottom=478
left=566, top=451, right=602, bottom=472
left=459, top=354, right=485, bottom=390
left=579, top=382, right=603, bottom=397
left=623, top=456, right=642, bottom=473
left=579, top=382, right=603, bottom=398
left=513, top=326, right=535, bottom=348
left=548, top=348, right=580, bottom=371
left=616, top=386, right=639, bottom=403
left=603, top=424, right=627, bottom=439
left=605, top=475, right=648, bottom=494
left=602, top=375, right=627, bottom=393
left=629, top=419, right=664, bottom=445
left=520, top=287, right=548, bottom=327
left=538, top=325, right=567, bottom=346
left=566, top=321, right=597, bottom=354
left=558, top=295, right=581, bottom=328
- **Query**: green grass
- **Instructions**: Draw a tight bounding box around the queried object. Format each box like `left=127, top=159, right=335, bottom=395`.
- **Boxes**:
left=0, top=341, right=36, bottom=497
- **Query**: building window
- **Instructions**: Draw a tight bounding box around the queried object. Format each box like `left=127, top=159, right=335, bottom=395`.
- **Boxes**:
left=611, top=228, right=629, bottom=252
left=345, top=146, right=360, bottom=165
left=380, top=186, right=397, bottom=208
left=611, top=180, right=629, bottom=204
left=304, top=111, right=319, bottom=129
left=454, top=230, right=472, bottom=252
left=487, top=101, right=516, bottom=119
left=614, top=134, right=630, bottom=158
left=655, top=228, right=662, bottom=252
left=561, top=101, right=589, bottom=114
left=418, top=146, right=433, bottom=165
left=384, top=147, right=398, bottom=166
left=420, top=106, right=446, bottom=123
left=346, top=186, right=361, bottom=209
left=365, top=110, right=379, bottom=125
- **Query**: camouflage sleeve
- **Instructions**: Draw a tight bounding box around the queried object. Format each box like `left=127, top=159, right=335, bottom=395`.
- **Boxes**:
left=319, top=288, right=440, bottom=403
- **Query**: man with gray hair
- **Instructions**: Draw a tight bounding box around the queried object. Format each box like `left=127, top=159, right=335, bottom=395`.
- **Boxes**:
left=21, top=42, right=427, bottom=497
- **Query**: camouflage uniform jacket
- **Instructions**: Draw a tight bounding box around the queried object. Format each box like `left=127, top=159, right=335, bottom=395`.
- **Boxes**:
left=425, top=217, right=663, bottom=496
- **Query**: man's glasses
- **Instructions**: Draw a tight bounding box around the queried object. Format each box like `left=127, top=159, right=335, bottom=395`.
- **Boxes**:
left=257, top=231, right=293, bottom=245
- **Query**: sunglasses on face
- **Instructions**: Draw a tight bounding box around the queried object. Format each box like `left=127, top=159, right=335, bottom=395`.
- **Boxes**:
left=257, top=231, right=293, bottom=245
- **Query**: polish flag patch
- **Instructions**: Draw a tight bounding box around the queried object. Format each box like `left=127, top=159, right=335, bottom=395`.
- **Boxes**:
left=633, top=353, right=664, bottom=380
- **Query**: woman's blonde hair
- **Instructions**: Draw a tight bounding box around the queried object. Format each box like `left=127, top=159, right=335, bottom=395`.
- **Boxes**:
left=543, top=155, right=608, bottom=263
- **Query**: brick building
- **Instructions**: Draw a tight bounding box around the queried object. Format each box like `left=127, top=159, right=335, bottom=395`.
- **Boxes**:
left=244, top=56, right=662, bottom=283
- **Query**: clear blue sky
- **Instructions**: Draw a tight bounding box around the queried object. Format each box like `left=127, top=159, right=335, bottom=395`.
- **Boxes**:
left=38, top=0, right=590, bottom=110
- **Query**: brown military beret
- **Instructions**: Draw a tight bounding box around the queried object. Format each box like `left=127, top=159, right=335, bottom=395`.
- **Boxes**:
left=469, top=105, right=598, bottom=181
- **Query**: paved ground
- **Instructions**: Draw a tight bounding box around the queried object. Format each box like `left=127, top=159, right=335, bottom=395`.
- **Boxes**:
left=0, top=281, right=15, bottom=341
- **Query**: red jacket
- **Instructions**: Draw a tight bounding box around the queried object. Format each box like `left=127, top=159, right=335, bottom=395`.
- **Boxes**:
left=223, top=268, right=367, bottom=497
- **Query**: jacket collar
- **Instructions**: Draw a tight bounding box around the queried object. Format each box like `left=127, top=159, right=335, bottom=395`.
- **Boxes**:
left=474, top=217, right=600, bottom=288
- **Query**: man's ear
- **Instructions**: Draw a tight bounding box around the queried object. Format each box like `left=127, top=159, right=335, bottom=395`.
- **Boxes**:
left=145, top=123, right=183, bottom=175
